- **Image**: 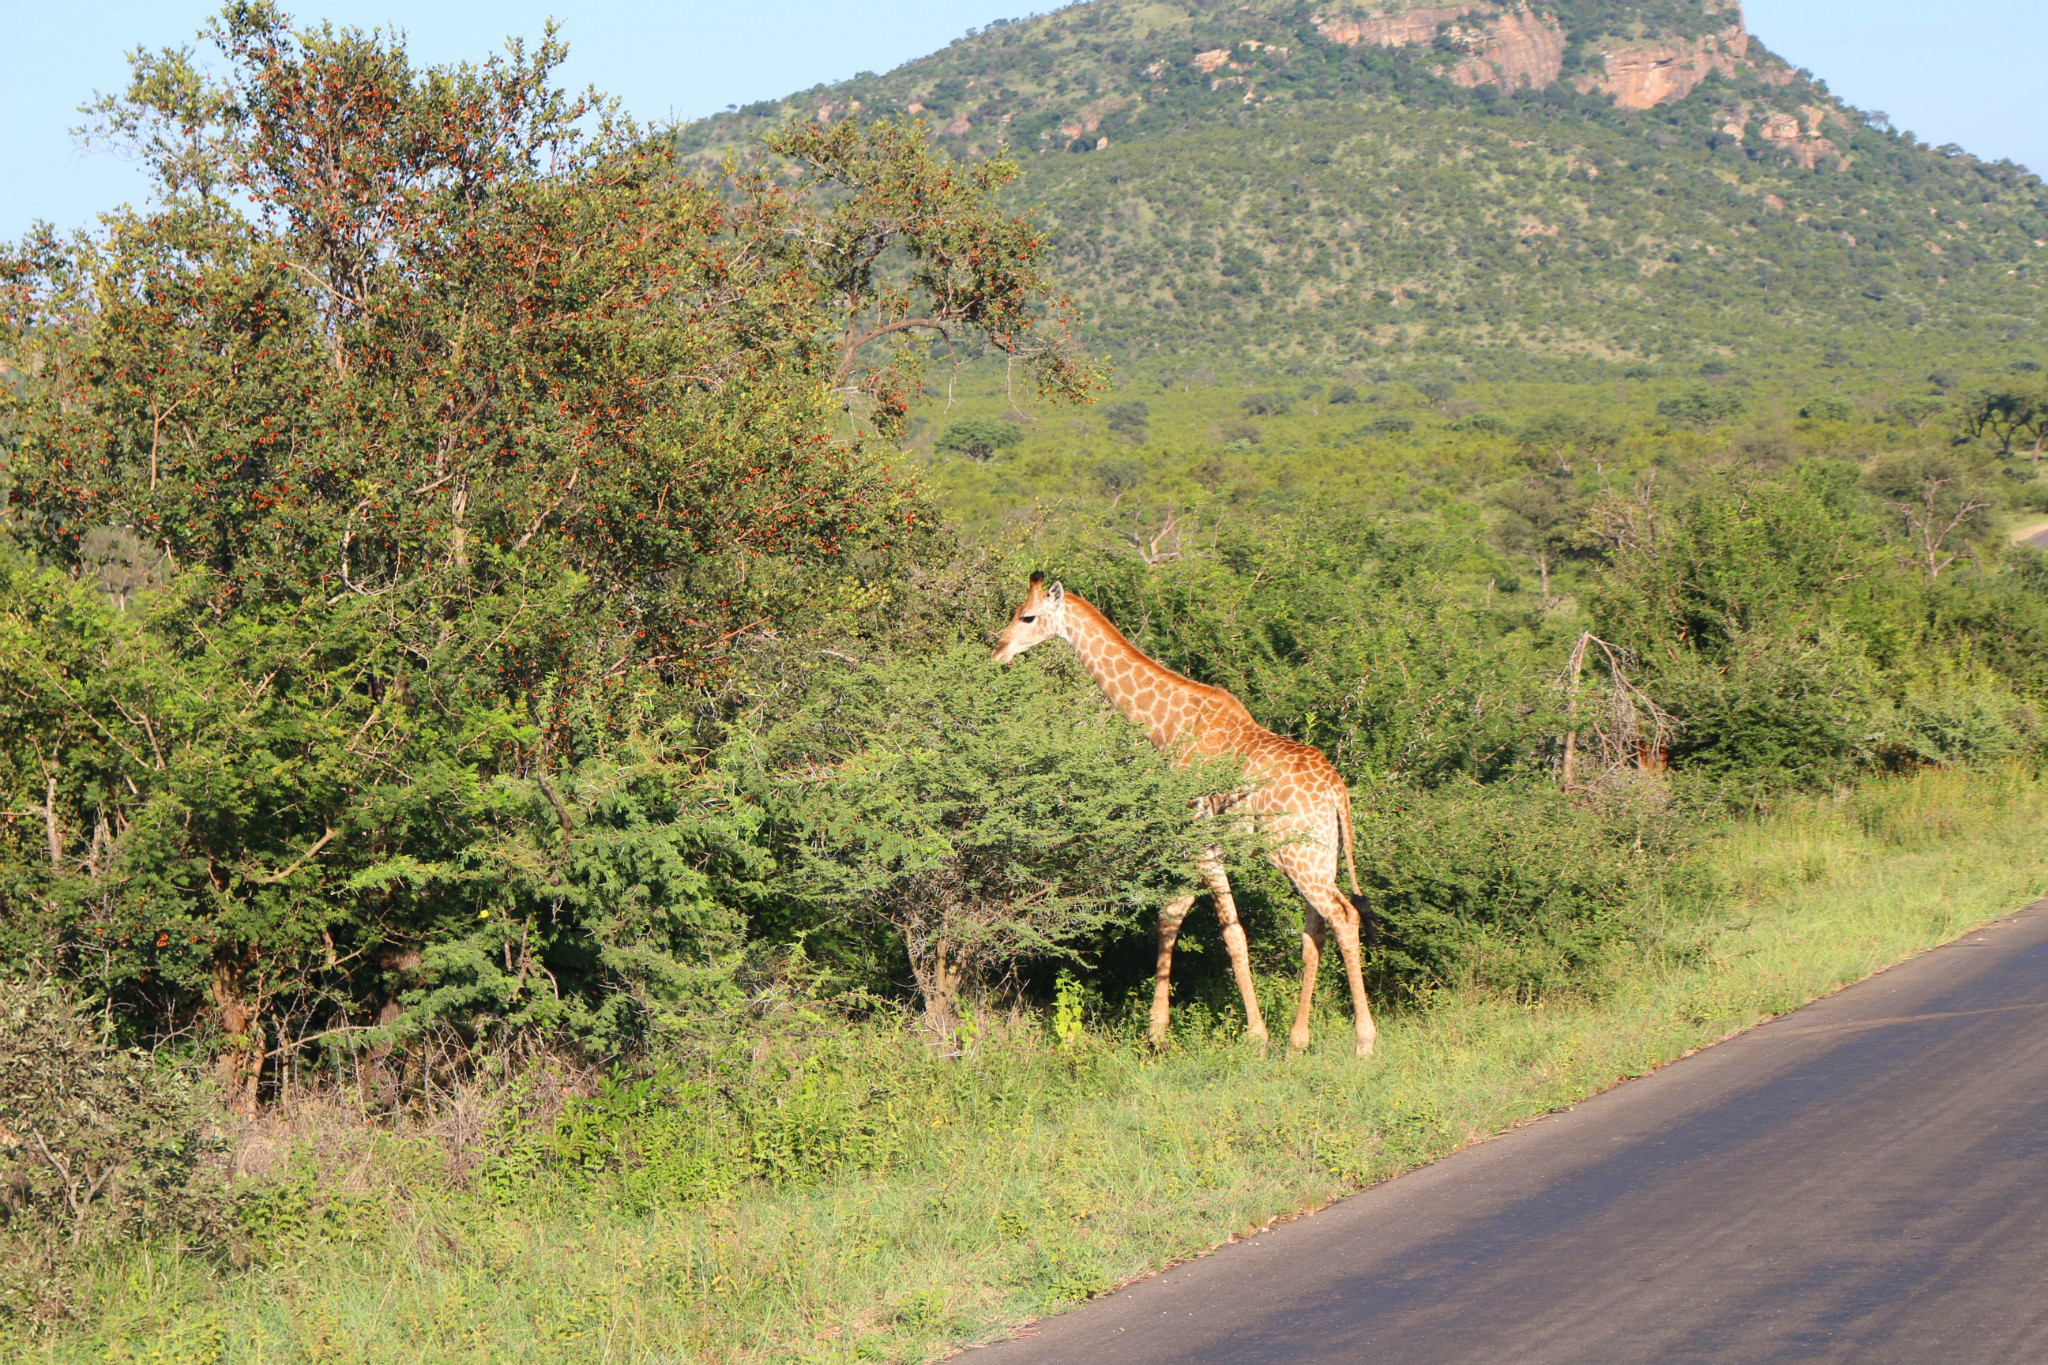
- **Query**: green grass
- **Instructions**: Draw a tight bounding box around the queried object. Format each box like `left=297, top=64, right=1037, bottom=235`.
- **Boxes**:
left=23, top=767, right=2048, bottom=1365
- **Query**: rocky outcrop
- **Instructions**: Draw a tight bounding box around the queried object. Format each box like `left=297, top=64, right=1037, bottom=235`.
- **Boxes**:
left=1718, top=100, right=1847, bottom=170
left=1311, top=5, right=1566, bottom=96
left=1311, top=4, right=1772, bottom=110
left=1575, top=22, right=1749, bottom=109
left=1310, top=5, right=1482, bottom=49
left=1445, top=6, right=1567, bottom=94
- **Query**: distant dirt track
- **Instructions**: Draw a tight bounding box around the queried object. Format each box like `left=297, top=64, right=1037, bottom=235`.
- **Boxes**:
left=976, top=901, right=2048, bottom=1365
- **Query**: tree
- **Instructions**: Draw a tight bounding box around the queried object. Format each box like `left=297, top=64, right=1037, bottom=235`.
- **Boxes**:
left=1864, top=451, right=1993, bottom=581
left=0, top=5, right=1091, bottom=1083
left=1656, top=387, right=1746, bottom=431
left=1889, top=395, right=1947, bottom=429
left=1517, top=412, right=1616, bottom=477
left=768, top=648, right=1234, bottom=1045
left=935, top=417, right=1026, bottom=462
left=1101, top=400, right=1151, bottom=440
left=1799, top=395, right=1856, bottom=423
left=1956, top=387, right=2045, bottom=464
left=1493, top=476, right=1583, bottom=604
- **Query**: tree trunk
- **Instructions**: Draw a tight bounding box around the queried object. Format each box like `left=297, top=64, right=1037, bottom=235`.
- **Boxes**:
left=924, top=937, right=965, bottom=1051
left=211, top=953, right=263, bottom=1118
left=1561, top=632, right=1587, bottom=791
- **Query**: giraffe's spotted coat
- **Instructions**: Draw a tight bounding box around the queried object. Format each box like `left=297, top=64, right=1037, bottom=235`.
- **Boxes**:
left=993, top=575, right=1378, bottom=1055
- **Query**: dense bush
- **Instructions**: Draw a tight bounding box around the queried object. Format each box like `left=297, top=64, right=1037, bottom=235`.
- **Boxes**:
left=0, top=10, right=1087, bottom=1091
left=0, top=982, right=228, bottom=1326
left=759, top=646, right=1242, bottom=1041
left=1358, top=784, right=1668, bottom=1002
left=1656, top=629, right=1881, bottom=800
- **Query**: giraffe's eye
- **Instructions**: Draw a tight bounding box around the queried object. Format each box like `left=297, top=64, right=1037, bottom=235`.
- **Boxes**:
left=1020, top=614, right=1037, bottom=624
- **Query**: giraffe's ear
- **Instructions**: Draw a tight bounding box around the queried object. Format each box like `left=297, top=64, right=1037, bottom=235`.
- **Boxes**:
left=1047, top=581, right=1065, bottom=605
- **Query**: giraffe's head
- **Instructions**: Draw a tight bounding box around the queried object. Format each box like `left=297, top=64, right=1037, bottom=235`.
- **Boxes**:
left=991, top=572, right=1067, bottom=665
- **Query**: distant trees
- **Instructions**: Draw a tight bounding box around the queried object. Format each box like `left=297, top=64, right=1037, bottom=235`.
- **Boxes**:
left=1956, top=386, right=2046, bottom=462
left=1657, top=387, right=1747, bottom=430
left=1518, top=412, right=1617, bottom=476
left=1102, top=400, right=1152, bottom=441
left=1864, top=452, right=1994, bottom=581
left=937, top=417, right=1028, bottom=462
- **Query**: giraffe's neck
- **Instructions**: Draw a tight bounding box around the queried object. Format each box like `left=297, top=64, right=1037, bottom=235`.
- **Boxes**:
left=1059, top=596, right=1209, bottom=751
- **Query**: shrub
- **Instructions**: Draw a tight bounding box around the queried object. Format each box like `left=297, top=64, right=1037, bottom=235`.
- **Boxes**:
left=1240, top=392, right=1292, bottom=416
left=1327, top=383, right=1361, bottom=404
left=1655, top=629, right=1879, bottom=800
left=0, top=983, right=230, bottom=1327
left=1364, top=414, right=1416, bottom=436
left=1799, top=395, right=1857, bottom=422
left=1359, top=784, right=1663, bottom=1002
left=1873, top=687, right=2032, bottom=769
left=1657, top=387, right=1746, bottom=430
left=762, top=647, right=1242, bottom=1042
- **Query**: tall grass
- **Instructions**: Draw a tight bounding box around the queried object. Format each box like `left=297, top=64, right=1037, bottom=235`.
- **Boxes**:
left=24, top=768, right=2048, bottom=1365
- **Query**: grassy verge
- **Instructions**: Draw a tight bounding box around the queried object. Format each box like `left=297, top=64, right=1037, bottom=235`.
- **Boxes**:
left=24, top=768, right=2048, bottom=1365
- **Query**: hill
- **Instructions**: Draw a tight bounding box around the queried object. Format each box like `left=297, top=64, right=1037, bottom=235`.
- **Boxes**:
left=674, top=1, right=2048, bottom=376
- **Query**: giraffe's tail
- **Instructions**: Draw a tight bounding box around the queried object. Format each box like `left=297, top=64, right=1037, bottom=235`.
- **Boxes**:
left=1338, top=787, right=1381, bottom=949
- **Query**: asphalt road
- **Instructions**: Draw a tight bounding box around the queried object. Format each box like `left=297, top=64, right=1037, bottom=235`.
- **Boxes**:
left=979, top=900, right=2048, bottom=1365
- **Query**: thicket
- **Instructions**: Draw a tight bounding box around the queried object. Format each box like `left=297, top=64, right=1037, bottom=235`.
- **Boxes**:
left=6, top=3, right=2048, bottom=1340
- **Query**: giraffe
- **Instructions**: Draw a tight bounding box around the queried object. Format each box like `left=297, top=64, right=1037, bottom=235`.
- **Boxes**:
left=992, top=573, right=1379, bottom=1056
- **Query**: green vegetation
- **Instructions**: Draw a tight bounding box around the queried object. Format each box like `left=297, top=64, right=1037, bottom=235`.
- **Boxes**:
left=676, top=0, right=2048, bottom=376
left=20, top=768, right=2048, bottom=1362
left=5, top=1, right=2048, bottom=1357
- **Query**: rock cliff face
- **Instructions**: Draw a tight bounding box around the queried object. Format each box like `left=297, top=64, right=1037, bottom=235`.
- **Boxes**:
left=1310, top=5, right=1483, bottom=50
left=1445, top=6, right=1568, bottom=94
left=1313, top=3, right=1770, bottom=109
left=1312, top=4, right=1565, bottom=95
left=1576, top=22, right=1751, bottom=109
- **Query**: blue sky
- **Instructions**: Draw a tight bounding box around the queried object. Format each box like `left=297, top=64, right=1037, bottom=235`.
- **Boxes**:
left=3, top=1, right=2043, bottom=240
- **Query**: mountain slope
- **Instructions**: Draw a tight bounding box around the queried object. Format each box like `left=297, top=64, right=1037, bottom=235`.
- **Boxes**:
left=674, top=1, right=2048, bottom=372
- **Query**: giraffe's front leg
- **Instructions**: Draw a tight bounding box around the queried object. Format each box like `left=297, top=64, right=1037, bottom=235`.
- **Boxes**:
left=1200, top=853, right=1268, bottom=1047
left=1149, top=893, right=1197, bottom=1048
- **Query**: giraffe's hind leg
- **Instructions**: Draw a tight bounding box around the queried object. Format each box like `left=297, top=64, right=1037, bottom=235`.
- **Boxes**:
left=1323, top=887, right=1378, bottom=1057
left=1199, top=852, right=1268, bottom=1046
left=1277, top=844, right=1378, bottom=1058
left=1149, top=893, right=1197, bottom=1048
left=1289, top=903, right=1327, bottom=1052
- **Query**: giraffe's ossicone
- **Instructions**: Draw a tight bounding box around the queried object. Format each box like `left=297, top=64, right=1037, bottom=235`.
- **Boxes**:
left=993, top=572, right=1378, bottom=1056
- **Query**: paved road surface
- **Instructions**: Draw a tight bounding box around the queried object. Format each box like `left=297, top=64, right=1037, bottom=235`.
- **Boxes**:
left=979, top=901, right=2048, bottom=1364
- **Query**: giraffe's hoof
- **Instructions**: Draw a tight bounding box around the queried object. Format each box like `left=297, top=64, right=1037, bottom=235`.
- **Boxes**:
left=1288, top=1028, right=1311, bottom=1051
left=1354, top=1036, right=1377, bottom=1058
